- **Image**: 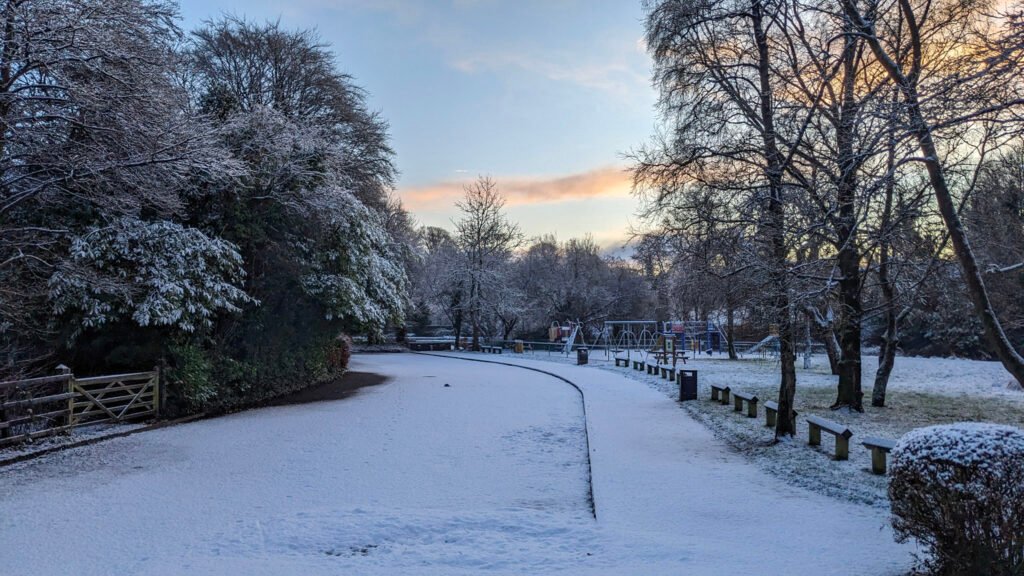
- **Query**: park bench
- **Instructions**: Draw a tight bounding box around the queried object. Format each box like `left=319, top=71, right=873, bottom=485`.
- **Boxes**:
left=480, top=345, right=502, bottom=354
left=710, top=384, right=730, bottom=405
left=647, top=363, right=659, bottom=375
left=615, top=357, right=630, bottom=367
left=806, top=415, right=853, bottom=460
left=861, top=436, right=897, bottom=474
left=732, top=390, right=758, bottom=418
left=633, top=360, right=644, bottom=371
left=660, top=366, right=676, bottom=380
left=652, top=351, right=688, bottom=366
left=763, top=401, right=798, bottom=428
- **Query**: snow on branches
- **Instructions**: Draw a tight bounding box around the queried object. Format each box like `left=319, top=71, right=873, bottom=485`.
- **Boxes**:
left=49, top=218, right=253, bottom=335
left=298, top=186, right=407, bottom=333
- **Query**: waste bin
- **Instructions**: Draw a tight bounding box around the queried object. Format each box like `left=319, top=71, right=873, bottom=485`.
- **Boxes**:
left=678, top=369, right=697, bottom=401
left=577, top=347, right=589, bottom=365
left=514, top=339, right=524, bottom=354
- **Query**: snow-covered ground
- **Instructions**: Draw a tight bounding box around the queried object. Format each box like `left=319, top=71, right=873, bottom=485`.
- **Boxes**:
left=516, top=348, right=1024, bottom=506
left=0, top=421, right=147, bottom=465
left=0, top=352, right=913, bottom=575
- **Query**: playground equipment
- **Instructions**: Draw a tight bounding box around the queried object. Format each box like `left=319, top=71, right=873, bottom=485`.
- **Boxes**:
left=549, top=320, right=590, bottom=355
left=744, top=335, right=778, bottom=356
left=599, top=319, right=729, bottom=361
left=663, top=321, right=728, bottom=356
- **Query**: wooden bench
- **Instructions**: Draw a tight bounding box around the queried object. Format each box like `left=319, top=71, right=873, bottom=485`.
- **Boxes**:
left=647, top=363, right=658, bottom=375
left=763, top=401, right=799, bottom=428
left=732, top=390, right=758, bottom=418
left=633, top=360, right=644, bottom=371
left=710, top=384, right=731, bottom=405
left=806, top=415, right=853, bottom=460
left=652, top=351, right=688, bottom=365
left=660, top=366, right=676, bottom=380
left=861, top=437, right=897, bottom=474
left=615, top=358, right=629, bottom=367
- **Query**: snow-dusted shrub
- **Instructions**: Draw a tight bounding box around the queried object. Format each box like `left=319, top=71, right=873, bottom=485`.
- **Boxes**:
left=889, top=423, right=1024, bottom=575
left=49, top=218, right=254, bottom=335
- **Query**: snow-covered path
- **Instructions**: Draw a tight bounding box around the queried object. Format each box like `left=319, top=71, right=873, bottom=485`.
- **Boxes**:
left=0, top=353, right=913, bottom=575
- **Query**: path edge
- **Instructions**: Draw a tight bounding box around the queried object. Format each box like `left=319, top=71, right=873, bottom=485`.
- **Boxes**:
left=414, top=351, right=598, bottom=520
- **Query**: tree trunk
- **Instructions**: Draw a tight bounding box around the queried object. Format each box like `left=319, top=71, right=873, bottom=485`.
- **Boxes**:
left=726, top=303, right=738, bottom=360
left=502, top=317, right=517, bottom=341
left=872, top=309, right=898, bottom=407
left=833, top=303, right=863, bottom=410
left=452, top=306, right=463, bottom=350
left=832, top=23, right=865, bottom=412
left=872, top=107, right=899, bottom=408
left=823, top=326, right=842, bottom=375
left=751, top=0, right=798, bottom=438
left=470, top=278, right=480, bottom=351
left=909, top=106, right=1024, bottom=386
left=804, top=306, right=842, bottom=374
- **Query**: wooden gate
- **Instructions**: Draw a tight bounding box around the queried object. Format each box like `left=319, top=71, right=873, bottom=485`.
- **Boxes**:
left=71, top=371, right=160, bottom=426
left=0, top=368, right=160, bottom=447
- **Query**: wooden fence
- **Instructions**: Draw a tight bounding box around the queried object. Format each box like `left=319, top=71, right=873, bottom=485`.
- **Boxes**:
left=0, top=367, right=160, bottom=448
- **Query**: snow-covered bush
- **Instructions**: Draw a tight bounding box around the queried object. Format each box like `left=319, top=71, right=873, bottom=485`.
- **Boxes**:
left=889, top=423, right=1024, bottom=575
left=297, top=186, right=408, bottom=335
left=49, top=218, right=254, bottom=335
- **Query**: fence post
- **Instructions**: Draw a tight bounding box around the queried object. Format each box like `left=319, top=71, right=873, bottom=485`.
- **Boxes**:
left=57, top=364, right=73, bottom=428
left=153, top=365, right=163, bottom=419
left=0, top=389, right=8, bottom=441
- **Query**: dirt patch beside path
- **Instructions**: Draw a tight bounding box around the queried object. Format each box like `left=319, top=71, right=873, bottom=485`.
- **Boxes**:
left=268, top=371, right=389, bottom=406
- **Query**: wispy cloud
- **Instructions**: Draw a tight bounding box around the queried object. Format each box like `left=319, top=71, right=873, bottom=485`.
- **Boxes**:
left=452, top=50, right=648, bottom=100
left=400, top=166, right=633, bottom=211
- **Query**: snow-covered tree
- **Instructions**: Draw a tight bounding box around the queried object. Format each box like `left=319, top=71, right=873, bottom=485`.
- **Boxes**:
left=49, top=218, right=252, bottom=336
left=0, top=0, right=227, bottom=375
left=453, top=177, right=522, bottom=350
left=166, top=17, right=407, bottom=405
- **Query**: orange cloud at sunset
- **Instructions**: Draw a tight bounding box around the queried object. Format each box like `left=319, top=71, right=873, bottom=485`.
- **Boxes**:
left=399, top=167, right=634, bottom=210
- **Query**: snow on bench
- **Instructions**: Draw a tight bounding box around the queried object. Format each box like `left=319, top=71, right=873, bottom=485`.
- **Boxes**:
left=615, top=357, right=630, bottom=367
left=731, top=390, right=758, bottom=418
left=806, top=415, right=853, bottom=460
left=861, top=436, right=897, bottom=474
left=710, top=384, right=730, bottom=405
left=763, top=400, right=798, bottom=428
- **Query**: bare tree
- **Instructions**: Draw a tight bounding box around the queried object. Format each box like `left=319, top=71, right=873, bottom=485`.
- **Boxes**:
left=453, top=176, right=522, bottom=350
left=639, top=0, right=811, bottom=437
left=842, top=0, right=1024, bottom=386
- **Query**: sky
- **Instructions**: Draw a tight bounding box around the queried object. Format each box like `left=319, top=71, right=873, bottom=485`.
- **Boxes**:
left=176, top=0, right=658, bottom=249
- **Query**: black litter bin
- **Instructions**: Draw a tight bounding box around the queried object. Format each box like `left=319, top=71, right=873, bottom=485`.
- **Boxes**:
left=678, top=369, right=697, bottom=401
left=577, top=347, right=589, bottom=365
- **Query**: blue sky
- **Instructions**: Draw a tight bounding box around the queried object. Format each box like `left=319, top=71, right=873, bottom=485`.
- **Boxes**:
left=176, top=0, right=656, bottom=247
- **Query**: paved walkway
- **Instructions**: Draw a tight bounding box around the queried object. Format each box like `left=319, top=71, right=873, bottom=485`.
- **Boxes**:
left=433, top=351, right=914, bottom=575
